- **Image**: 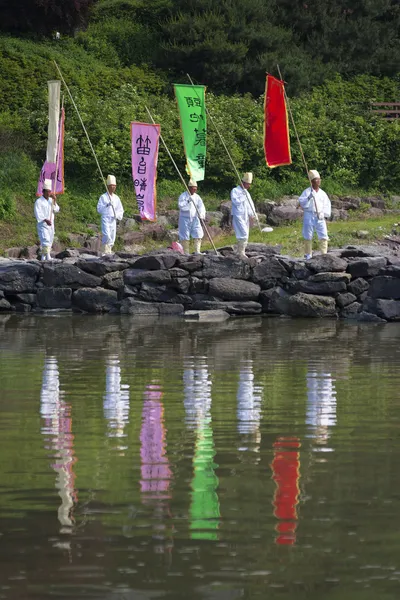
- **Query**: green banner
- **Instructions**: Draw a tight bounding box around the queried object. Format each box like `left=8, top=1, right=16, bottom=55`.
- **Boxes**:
left=174, top=83, right=207, bottom=182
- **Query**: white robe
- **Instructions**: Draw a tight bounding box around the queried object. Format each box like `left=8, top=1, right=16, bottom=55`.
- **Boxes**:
left=230, top=185, right=256, bottom=241
left=34, top=196, right=60, bottom=248
left=178, top=192, right=206, bottom=240
left=298, top=187, right=331, bottom=241
left=97, top=192, right=124, bottom=246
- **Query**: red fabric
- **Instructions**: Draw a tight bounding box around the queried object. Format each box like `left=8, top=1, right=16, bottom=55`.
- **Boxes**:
left=264, top=75, right=292, bottom=168
left=271, top=436, right=300, bottom=545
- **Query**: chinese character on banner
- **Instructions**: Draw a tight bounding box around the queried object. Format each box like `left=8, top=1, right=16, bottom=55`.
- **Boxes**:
left=131, top=122, right=160, bottom=221
left=175, top=84, right=207, bottom=182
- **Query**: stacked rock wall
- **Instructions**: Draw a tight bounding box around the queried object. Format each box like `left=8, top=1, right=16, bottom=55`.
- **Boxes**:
left=1, top=244, right=400, bottom=322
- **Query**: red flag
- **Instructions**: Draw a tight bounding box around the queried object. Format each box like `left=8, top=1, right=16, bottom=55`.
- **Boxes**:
left=264, top=74, right=292, bottom=168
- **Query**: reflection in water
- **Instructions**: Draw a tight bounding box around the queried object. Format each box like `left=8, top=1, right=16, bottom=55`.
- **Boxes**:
left=40, top=356, right=77, bottom=542
left=271, top=437, right=301, bottom=546
left=237, top=360, right=263, bottom=458
left=140, top=382, right=173, bottom=553
left=306, top=369, right=337, bottom=450
left=103, top=355, right=130, bottom=446
left=184, top=358, right=220, bottom=540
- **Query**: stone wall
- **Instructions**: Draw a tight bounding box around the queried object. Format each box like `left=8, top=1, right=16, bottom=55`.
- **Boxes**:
left=1, top=244, right=400, bottom=322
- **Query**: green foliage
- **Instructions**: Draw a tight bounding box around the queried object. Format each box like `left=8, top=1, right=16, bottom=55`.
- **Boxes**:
left=0, top=151, right=37, bottom=220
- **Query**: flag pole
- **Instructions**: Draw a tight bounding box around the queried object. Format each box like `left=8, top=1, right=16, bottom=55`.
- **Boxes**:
left=144, top=105, right=219, bottom=255
left=276, top=65, right=319, bottom=214
left=186, top=73, right=264, bottom=234
left=53, top=60, right=117, bottom=223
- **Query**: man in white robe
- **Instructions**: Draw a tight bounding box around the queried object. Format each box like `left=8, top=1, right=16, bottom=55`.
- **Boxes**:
left=230, top=172, right=256, bottom=258
left=298, top=170, right=331, bottom=259
left=34, top=179, right=60, bottom=261
left=97, top=174, right=124, bottom=255
left=178, top=179, right=206, bottom=254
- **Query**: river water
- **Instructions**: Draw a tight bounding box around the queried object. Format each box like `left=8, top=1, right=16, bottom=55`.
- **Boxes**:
left=1, top=314, right=400, bottom=599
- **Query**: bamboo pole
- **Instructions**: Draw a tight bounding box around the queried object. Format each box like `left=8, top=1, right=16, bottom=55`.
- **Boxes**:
left=53, top=61, right=117, bottom=222
left=144, top=105, right=219, bottom=255
left=186, top=73, right=263, bottom=233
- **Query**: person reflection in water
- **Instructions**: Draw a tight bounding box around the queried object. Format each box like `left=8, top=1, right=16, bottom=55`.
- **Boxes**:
left=306, top=369, right=337, bottom=451
left=237, top=359, right=263, bottom=461
left=140, top=382, right=173, bottom=555
left=183, top=357, right=220, bottom=540
left=40, top=356, right=77, bottom=546
left=103, top=355, right=130, bottom=450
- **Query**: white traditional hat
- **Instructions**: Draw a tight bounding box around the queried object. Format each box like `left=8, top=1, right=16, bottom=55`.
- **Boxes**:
left=107, top=174, right=117, bottom=186
left=188, top=179, right=197, bottom=187
left=308, top=169, right=321, bottom=180
left=43, top=179, right=52, bottom=191
left=242, top=172, right=253, bottom=184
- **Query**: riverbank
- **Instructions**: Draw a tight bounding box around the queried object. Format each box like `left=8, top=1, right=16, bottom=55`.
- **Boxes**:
left=1, top=243, right=400, bottom=322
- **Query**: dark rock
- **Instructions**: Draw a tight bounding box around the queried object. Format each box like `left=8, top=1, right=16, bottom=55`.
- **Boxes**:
left=83, top=236, right=101, bottom=253
left=205, top=211, right=223, bottom=227
left=246, top=243, right=281, bottom=256
left=197, top=256, right=250, bottom=280
left=122, top=231, right=146, bottom=245
left=252, top=256, right=287, bottom=285
left=363, top=297, right=400, bottom=320
left=171, top=277, right=191, bottom=294
left=330, top=208, right=349, bottom=221
left=132, top=254, right=178, bottom=271
left=73, top=288, right=118, bottom=313
left=123, top=269, right=171, bottom=285
left=340, top=301, right=362, bottom=318
left=268, top=286, right=292, bottom=314
left=178, top=255, right=205, bottom=273
left=359, top=291, right=368, bottom=302
left=102, top=271, right=124, bottom=290
left=274, top=291, right=337, bottom=318
left=0, top=297, right=12, bottom=311
left=8, top=293, right=36, bottom=305
left=55, top=248, right=80, bottom=259
left=347, top=257, right=387, bottom=277
left=120, top=298, right=184, bottom=315
left=208, top=278, right=261, bottom=301
left=378, top=265, right=400, bottom=278
left=138, top=282, right=167, bottom=302
left=259, top=287, right=282, bottom=313
left=42, top=264, right=101, bottom=289
left=0, top=262, right=41, bottom=293
left=292, top=262, right=310, bottom=280
left=189, top=276, right=208, bottom=294
left=357, top=311, right=387, bottom=323
left=347, top=277, right=369, bottom=296
left=140, top=223, right=169, bottom=241
left=286, top=280, right=347, bottom=295
left=77, top=259, right=128, bottom=277
left=336, top=292, right=357, bottom=308
left=309, top=272, right=351, bottom=283
left=14, top=302, right=32, bottom=313
left=368, top=276, right=400, bottom=299
left=37, top=288, right=72, bottom=309
left=169, top=268, right=188, bottom=278
left=191, top=300, right=262, bottom=315
left=306, top=255, right=348, bottom=273
left=267, top=205, right=302, bottom=226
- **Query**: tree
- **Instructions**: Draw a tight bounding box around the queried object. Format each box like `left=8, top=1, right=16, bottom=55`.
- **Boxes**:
left=0, top=0, right=95, bottom=35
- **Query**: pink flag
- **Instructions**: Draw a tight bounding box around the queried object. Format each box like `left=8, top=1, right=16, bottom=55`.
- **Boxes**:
left=37, top=107, right=65, bottom=196
left=131, top=122, right=160, bottom=221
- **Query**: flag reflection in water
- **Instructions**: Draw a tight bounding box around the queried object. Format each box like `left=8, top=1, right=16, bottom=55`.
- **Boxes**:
left=271, top=436, right=301, bottom=546
left=140, top=382, right=173, bottom=553
left=40, top=356, right=77, bottom=544
left=184, top=358, right=220, bottom=540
